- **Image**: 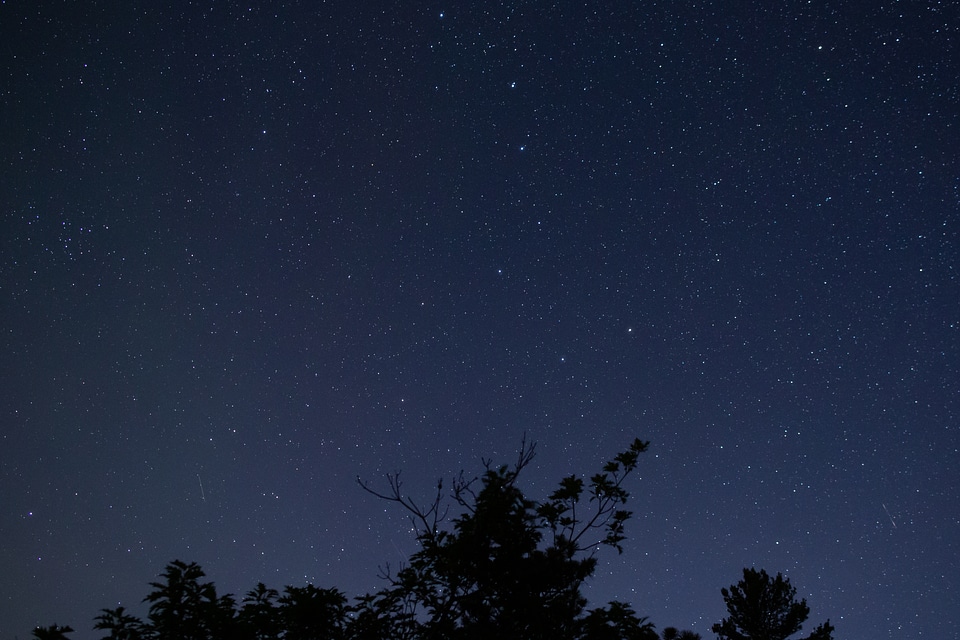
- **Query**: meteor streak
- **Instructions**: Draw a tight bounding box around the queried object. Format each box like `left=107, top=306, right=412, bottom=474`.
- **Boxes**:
left=882, top=503, right=896, bottom=529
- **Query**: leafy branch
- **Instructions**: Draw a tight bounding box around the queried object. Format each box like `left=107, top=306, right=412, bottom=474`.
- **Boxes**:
left=537, top=437, right=649, bottom=553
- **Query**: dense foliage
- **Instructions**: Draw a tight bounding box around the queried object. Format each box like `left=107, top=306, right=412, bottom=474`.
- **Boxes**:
left=31, top=439, right=829, bottom=640
left=711, top=568, right=834, bottom=640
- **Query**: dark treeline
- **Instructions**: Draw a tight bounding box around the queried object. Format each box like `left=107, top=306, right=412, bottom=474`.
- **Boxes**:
left=33, top=439, right=833, bottom=640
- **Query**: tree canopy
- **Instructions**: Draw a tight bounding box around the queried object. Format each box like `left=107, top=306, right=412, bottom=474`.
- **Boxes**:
left=352, top=436, right=654, bottom=640
left=31, top=438, right=829, bottom=640
left=711, top=568, right=835, bottom=640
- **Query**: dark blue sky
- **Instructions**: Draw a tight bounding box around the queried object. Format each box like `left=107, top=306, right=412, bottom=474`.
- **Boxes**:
left=2, top=2, right=957, bottom=638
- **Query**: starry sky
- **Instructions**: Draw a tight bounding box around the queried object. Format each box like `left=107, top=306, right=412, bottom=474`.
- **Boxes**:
left=1, top=1, right=957, bottom=638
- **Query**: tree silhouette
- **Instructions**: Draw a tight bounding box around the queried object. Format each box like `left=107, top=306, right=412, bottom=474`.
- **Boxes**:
left=143, top=559, right=237, bottom=640
left=661, top=627, right=702, bottom=640
left=35, top=439, right=843, bottom=640
left=238, top=582, right=281, bottom=640
left=278, top=584, right=348, bottom=640
left=357, top=436, right=652, bottom=639
left=31, top=625, right=74, bottom=640
left=87, top=566, right=350, bottom=640
left=347, top=587, right=419, bottom=640
left=581, top=601, right=657, bottom=639
left=711, top=568, right=834, bottom=640
left=94, top=606, right=149, bottom=639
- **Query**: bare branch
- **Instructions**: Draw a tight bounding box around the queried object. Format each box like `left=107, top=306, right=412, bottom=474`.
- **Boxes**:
left=515, top=432, right=537, bottom=474
left=357, top=473, right=448, bottom=541
left=451, top=471, right=479, bottom=513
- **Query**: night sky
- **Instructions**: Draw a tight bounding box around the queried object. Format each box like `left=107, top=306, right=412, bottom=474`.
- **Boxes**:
left=1, top=1, right=957, bottom=639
